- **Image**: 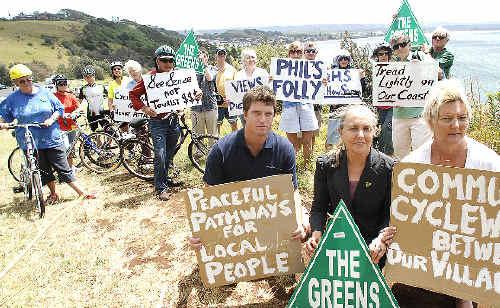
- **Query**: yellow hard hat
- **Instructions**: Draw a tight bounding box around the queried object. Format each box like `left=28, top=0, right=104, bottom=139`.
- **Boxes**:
left=9, top=64, right=33, bottom=80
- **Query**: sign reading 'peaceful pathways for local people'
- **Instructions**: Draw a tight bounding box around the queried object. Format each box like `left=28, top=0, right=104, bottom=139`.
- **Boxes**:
left=175, top=30, right=205, bottom=74
left=288, top=200, right=399, bottom=308
left=143, top=69, right=201, bottom=113
left=112, top=87, right=147, bottom=122
left=385, top=163, right=499, bottom=305
left=185, top=174, right=305, bottom=287
left=372, top=61, right=438, bottom=107
left=384, top=0, right=428, bottom=48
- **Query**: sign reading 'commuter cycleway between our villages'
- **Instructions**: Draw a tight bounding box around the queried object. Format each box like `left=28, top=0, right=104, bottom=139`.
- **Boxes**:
left=385, top=163, right=499, bottom=305
left=143, top=69, right=201, bottom=113
left=225, top=76, right=268, bottom=116
left=185, top=174, right=305, bottom=287
left=322, top=69, right=363, bottom=105
left=270, top=58, right=325, bottom=103
left=112, top=87, right=147, bottom=122
left=288, top=200, right=399, bottom=308
left=384, top=0, right=428, bottom=48
left=175, top=30, right=205, bottom=74
left=372, top=61, right=438, bottom=107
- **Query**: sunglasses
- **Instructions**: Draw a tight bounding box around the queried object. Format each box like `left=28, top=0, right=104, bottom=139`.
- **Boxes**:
left=392, top=41, right=409, bottom=50
left=377, top=51, right=389, bottom=56
left=305, top=49, right=317, bottom=54
left=432, top=35, right=447, bottom=40
left=159, top=58, right=174, bottom=63
left=17, top=78, right=33, bottom=85
left=289, top=49, right=303, bottom=55
left=56, top=81, right=68, bottom=86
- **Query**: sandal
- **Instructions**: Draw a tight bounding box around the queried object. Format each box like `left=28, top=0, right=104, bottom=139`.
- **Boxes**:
left=46, top=194, right=59, bottom=204
left=81, top=193, right=97, bottom=200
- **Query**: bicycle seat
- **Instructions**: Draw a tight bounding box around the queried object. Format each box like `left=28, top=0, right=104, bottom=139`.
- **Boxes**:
left=129, top=119, right=148, bottom=129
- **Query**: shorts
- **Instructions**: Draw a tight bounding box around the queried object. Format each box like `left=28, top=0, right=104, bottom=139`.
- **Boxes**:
left=62, top=130, right=78, bottom=151
left=217, top=107, right=237, bottom=125
left=326, top=117, right=341, bottom=145
left=279, top=103, right=318, bottom=133
left=35, top=145, right=75, bottom=185
left=87, top=111, right=110, bottom=132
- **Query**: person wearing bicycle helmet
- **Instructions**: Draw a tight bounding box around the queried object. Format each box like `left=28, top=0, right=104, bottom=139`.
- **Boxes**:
left=108, top=60, right=131, bottom=131
left=129, top=44, right=202, bottom=200
left=79, top=65, right=109, bottom=132
left=0, top=64, right=95, bottom=203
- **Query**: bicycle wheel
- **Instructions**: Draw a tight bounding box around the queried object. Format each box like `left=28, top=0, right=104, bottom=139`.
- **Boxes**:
left=8, top=147, right=22, bottom=182
left=121, top=138, right=154, bottom=180
left=79, top=132, right=122, bottom=173
left=32, top=171, right=45, bottom=218
left=188, top=135, right=219, bottom=174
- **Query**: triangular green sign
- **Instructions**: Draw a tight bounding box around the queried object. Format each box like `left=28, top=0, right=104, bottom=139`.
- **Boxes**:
left=175, top=30, right=205, bottom=74
left=287, top=200, right=399, bottom=308
left=384, top=0, right=429, bottom=48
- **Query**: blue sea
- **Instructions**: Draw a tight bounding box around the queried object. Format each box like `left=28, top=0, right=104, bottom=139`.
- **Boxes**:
left=315, top=30, right=500, bottom=98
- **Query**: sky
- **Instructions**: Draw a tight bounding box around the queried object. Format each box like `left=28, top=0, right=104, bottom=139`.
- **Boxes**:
left=1, top=0, right=499, bottom=31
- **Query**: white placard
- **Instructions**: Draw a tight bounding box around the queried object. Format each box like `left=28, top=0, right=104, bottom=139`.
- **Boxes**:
left=143, top=69, right=201, bottom=113
left=225, top=77, right=268, bottom=116
left=113, top=88, right=147, bottom=122
left=372, top=61, right=438, bottom=107
left=323, top=68, right=363, bottom=105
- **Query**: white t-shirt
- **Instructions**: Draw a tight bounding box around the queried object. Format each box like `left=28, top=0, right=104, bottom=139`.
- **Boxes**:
left=402, top=136, right=500, bottom=172
left=234, top=67, right=269, bottom=87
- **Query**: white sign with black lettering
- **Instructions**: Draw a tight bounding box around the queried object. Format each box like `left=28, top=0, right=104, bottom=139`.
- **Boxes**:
left=113, top=88, right=147, bottom=122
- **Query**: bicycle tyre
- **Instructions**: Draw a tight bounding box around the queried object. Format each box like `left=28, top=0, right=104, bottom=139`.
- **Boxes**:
left=8, top=147, right=22, bottom=182
left=79, top=132, right=122, bottom=173
left=32, top=171, right=45, bottom=218
left=121, top=138, right=154, bottom=181
left=188, top=134, right=219, bottom=174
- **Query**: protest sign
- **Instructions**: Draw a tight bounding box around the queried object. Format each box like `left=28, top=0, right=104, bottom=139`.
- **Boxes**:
left=112, top=87, right=147, bottom=122
left=385, top=163, right=499, bottom=305
left=384, top=0, right=428, bottom=48
left=288, top=200, right=398, bottom=308
left=175, top=30, right=205, bottom=74
left=225, top=76, right=267, bottom=116
left=323, top=69, right=363, bottom=105
left=372, top=61, right=438, bottom=107
left=185, top=174, right=304, bottom=287
left=270, top=58, right=325, bottom=103
left=143, top=69, right=201, bottom=113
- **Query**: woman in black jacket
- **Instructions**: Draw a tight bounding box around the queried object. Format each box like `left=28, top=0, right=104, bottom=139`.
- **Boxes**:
left=306, top=104, right=396, bottom=266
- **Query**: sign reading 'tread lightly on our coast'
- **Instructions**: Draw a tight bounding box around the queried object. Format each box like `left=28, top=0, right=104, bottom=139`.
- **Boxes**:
left=185, top=174, right=305, bottom=287
left=384, top=0, right=428, bottom=48
left=385, top=163, right=499, bottom=305
left=288, top=200, right=399, bottom=308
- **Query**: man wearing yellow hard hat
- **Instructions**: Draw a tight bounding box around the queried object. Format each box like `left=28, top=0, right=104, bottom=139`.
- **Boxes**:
left=0, top=64, right=96, bottom=206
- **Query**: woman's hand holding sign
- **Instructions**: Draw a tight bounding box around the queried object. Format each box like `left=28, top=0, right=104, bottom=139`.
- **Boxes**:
left=141, top=106, right=157, bottom=117
left=305, top=231, right=322, bottom=257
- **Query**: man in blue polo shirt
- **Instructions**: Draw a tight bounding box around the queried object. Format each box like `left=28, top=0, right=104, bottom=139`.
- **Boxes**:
left=190, top=85, right=309, bottom=249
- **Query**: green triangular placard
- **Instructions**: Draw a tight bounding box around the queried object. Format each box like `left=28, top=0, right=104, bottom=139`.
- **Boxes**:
left=287, top=200, right=399, bottom=308
left=384, top=0, right=429, bottom=48
left=175, top=30, right=205, bottom=74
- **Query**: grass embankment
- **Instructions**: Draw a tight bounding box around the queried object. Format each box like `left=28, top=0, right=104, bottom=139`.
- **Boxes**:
left=0, top=112, right=324, bottom=307
left=0, top=20, right=82, bottom=68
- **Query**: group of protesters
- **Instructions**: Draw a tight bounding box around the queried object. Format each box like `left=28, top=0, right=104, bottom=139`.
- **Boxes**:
left=1, top=25, right=499, bottom=307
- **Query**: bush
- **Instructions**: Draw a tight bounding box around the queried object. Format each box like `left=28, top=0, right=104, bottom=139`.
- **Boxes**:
left=0, top=64, right=11, bottom=86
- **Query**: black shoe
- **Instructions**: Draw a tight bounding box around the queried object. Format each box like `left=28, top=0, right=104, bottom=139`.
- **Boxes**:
left=13, top=186, right=24, bottom=193
left=166, top=178, right=184, bottom=187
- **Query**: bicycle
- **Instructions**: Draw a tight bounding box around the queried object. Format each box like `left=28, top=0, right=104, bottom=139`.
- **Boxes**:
left=7, top=123, right=45, bottom=218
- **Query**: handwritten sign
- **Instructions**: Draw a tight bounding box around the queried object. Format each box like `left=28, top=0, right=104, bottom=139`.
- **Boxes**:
left=372, top=61, right=438, bottom=107
left=288, top=200, right=399, bottom=307
left=385, top=163, right=499, bottom=305
left=175, top=30, right=205, bottom=74
left=323, top=69, right=363, bottom=105
left=384, top=0, right=428, bottom=48
left=185, top=174, right=305, bottom=287
left=270, top=58, right=325, bottom=103
left=113, top=88, right=147, bottom=122
left=225, top=77, right=267, bottom=116
left=144, top=69, right=201, bottom=113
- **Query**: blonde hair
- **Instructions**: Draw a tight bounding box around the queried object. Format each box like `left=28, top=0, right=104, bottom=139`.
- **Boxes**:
left=329, top=104, right=379, bottom=167
left=124, top=60, right=142, bottom=74
left=241, top=48, right=257, bottom=69
left=432, top=26, right=450, bottom=40
left=288, top=41, right=303, bottom=53
left=423, top=79, right=472, bottom=131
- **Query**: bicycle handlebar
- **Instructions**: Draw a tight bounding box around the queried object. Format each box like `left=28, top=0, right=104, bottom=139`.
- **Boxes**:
left=6, top=123, right=41, bottom=129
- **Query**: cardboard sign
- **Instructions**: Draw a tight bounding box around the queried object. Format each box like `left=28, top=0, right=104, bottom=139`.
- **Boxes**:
left=175, top=30, right=205, bottom=74
left=323, top=69, right=363, bottom=105
left=113, top=87, right=147, bottom=122
left=270, top=58, right=325, bottom=103
left=372, top=61, right=438, bottom=107
left=384, top=0, right=429, bottom=48
left=288, top=200, right=399, bottom=308
left=225, top=77, right=267, bottom=116
left=385, top=163, right=499, bottom=305
left=143, top=69, right=201, bottom=113
left=185, top=174, right=305, bottom=287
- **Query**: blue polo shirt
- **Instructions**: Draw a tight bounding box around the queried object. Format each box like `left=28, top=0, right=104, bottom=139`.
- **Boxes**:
left=203, top=129, right=298, bottom=189
left=0, top=86, right=64, bottom=150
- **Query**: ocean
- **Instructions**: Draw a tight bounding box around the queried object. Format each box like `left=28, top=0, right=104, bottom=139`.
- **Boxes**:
left=315, top=30, right=500, bottom=98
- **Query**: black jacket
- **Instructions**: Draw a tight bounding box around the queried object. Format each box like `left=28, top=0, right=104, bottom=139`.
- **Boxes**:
left=310, top=148, right=394, bottom=245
